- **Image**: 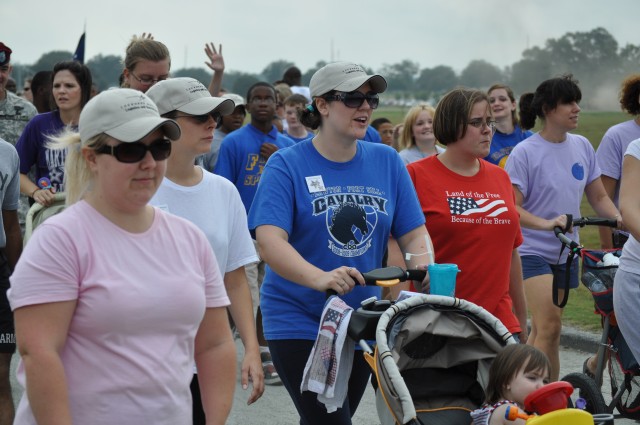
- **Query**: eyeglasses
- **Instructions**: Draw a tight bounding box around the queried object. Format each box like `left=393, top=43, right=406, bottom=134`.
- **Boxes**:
left=174, top=112, right=223, bottom=127
left=95, top=138, right=172, bottom=163
left=323, top=91, right=380, bottom=109
left=468, top=118, right=497, bottom=131
left=129, top=71, right=168, bottom=86
left=250, top=97, right=276, bottom=105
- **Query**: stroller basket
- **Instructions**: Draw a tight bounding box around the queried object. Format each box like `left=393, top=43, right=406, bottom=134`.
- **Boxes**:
left=371, top=294, right=515, bottom=425
left=580, top=249, right=621, bottom=315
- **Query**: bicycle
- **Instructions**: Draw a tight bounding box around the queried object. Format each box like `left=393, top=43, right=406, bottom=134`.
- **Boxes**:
left=553, top=216, right=640, bottom=420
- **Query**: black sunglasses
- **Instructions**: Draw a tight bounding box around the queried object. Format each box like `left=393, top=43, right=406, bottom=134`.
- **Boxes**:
left=95, top=138, right=172, bottom=163
left=175, top=112, right=223, bottom=127
left=323, top=91, right=380, bottom=109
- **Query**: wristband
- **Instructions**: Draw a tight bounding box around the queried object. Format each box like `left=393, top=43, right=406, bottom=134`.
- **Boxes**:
left=30, top=188, right=40, bottom=198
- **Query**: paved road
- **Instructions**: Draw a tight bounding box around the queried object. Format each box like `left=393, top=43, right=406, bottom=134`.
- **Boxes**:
left=10, top=333, right=640, bottom=424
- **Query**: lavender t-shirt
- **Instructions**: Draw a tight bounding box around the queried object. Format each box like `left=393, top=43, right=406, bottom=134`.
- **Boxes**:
left=506, top=132, right=600, bottom=262
left=619, top=139, right=640, bottom=274
left=596, top=119, right=640, bottom=205
left=8, top=201, right=228, bottom=425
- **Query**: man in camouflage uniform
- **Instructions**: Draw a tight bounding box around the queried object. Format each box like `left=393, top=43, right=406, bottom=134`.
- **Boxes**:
left=0, top=42, right=37, bottom=235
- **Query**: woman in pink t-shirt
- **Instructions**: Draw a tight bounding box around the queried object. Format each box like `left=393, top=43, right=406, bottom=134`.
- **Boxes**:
left=8, top=89, right=235, bottom=425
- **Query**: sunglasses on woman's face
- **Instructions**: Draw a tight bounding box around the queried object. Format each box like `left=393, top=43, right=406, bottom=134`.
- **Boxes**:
left=323, top=91, right=380, bottom=109
left=175, top=112, right=223, bottom=127
left=95, top=138, right=172, bottom=163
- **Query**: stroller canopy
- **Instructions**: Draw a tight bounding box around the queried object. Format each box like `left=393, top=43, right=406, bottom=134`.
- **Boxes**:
left=373, top=294, right=516, bottom=425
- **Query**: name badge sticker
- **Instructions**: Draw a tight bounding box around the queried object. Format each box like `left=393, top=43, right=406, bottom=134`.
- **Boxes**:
left=305, top=175, right=326, bottom=193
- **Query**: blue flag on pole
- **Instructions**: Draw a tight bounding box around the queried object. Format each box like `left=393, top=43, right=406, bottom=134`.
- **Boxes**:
left=73, top=32, right=85, bottom=64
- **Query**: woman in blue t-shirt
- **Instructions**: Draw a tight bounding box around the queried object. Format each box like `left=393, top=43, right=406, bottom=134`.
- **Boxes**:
left=248, top=62, right=432, bottom=425
left=484, top=84, right=532, bottom=168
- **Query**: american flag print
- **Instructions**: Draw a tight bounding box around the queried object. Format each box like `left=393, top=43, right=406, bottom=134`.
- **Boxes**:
left=448, top=197, right=507, bottom=217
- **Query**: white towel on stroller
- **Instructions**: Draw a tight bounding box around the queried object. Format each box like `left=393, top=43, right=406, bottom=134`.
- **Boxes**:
left=300, top=295, right=354, bottom=413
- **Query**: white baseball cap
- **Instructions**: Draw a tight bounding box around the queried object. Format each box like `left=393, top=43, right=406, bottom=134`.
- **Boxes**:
left=146, top=77, right=235, bottom=116
left=310, top=62, right=387, bottom=97
left=79, top=88, right=180, bottom=145
left=221, top=93, right=245, bottom=108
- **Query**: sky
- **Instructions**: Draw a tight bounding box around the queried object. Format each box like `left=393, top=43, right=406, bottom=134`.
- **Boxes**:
left=2, top=0, right=639, bottom=76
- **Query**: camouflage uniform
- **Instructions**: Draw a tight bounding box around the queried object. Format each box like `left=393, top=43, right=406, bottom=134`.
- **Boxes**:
left=0, top=90, right=37, bottom=233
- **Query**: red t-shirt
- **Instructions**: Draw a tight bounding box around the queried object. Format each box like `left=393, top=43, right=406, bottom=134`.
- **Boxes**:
left=407, top=156, right=523, bottom=333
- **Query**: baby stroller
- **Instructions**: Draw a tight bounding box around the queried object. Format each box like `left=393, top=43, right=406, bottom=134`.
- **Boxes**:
left=349, top=269, right=516, bottom=425
left=554, top=217, right=640, bottom=419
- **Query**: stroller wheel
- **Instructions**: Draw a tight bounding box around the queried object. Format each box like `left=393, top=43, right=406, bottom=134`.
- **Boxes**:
left=562, top=372, right=608, bottom=414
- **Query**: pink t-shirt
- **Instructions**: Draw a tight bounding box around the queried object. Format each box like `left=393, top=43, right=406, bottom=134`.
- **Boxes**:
left=8, top=200, right=229, bottom=425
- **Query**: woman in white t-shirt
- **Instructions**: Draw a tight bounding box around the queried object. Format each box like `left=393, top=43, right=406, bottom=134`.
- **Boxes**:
left=613, top=139, right=640, bottom=364
left=146, top=77, right=265, bottom=420
left=8, top=89, right=235, bottom=425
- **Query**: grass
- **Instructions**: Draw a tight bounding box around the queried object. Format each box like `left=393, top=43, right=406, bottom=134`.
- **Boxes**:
left=373, top=107, right=629, bottom=333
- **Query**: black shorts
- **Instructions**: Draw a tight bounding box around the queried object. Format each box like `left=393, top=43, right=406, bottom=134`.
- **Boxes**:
left=0, top=252, right=15, bottom=353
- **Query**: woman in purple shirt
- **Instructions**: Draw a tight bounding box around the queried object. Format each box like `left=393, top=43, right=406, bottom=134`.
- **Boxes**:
left=505, top=75, right=621, bottom=381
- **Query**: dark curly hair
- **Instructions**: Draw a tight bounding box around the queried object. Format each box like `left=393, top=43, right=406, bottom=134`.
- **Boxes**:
left=619, top=74, right=640, bottom=115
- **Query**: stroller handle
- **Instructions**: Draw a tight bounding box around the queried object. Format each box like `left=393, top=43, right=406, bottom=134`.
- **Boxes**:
left=326, top=266, right=426, bottom=298
left=553, top=216, right=618, bottom=253
left=552, top=216, right=619, bottom=308
left=361, top=266, right=427, bottom=287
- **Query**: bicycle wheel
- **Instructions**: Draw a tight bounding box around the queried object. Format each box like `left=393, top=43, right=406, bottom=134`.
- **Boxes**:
left=608, top=352, right=640, bottom=419
left=562, top=372, right=608, bottom=414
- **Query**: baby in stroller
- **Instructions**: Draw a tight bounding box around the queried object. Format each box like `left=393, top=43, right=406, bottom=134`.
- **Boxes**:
left=471, top=345, right=550, bottom=425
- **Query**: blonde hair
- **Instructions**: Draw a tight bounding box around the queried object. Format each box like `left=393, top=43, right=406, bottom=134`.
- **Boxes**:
left=47, top=130, right=109, bottom=205
left=274, top=83, right=293, bottom=104
left=398, top=103, right=436, bottom=150
left=121, top=35, right=171, bottom=88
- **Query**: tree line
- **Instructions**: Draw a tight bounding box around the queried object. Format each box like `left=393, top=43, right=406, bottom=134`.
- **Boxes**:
left=11, top=27, right=639, bottom=110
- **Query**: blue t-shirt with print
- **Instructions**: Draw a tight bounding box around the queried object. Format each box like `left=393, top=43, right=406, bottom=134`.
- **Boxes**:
left=248, top=139, right=425, bottom=341
left=215, top=123, right=294, bottom=214
left=484, top=124, right=532, bottom=168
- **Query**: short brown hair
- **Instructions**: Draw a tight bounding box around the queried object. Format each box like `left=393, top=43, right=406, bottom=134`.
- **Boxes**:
left=284, top=93, right=308, bottom=108
left=433, top=88, right=489, bottom=146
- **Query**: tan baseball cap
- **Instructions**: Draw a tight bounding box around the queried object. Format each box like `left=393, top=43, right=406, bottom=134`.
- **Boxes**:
left=146, top=77, right=235, bottom=116
left=310, top=62, right=387, bottom=97
left=79, top=88, right=181, bottom=145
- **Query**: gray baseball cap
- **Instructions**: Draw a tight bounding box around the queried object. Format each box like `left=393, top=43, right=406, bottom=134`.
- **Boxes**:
left=310, top=62, right=387, bottom=97
left=146, top=77, right=235, bottom=116
left=79, top=88, right=181, bottom=145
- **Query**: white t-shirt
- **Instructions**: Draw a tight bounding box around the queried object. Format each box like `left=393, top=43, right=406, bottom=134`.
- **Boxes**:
left=151, top=169, right=258, bottom=272
left=620, top=139, right=640, bottom=274
left=8, top=200, right=228, bottom=425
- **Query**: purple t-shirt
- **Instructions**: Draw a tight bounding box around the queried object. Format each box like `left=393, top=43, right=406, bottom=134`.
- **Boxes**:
left=596, top=119, right=640, bottom=205
left=15, top=111, right=69, bottom=192
left=505, top=132, right=600, bottom=262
